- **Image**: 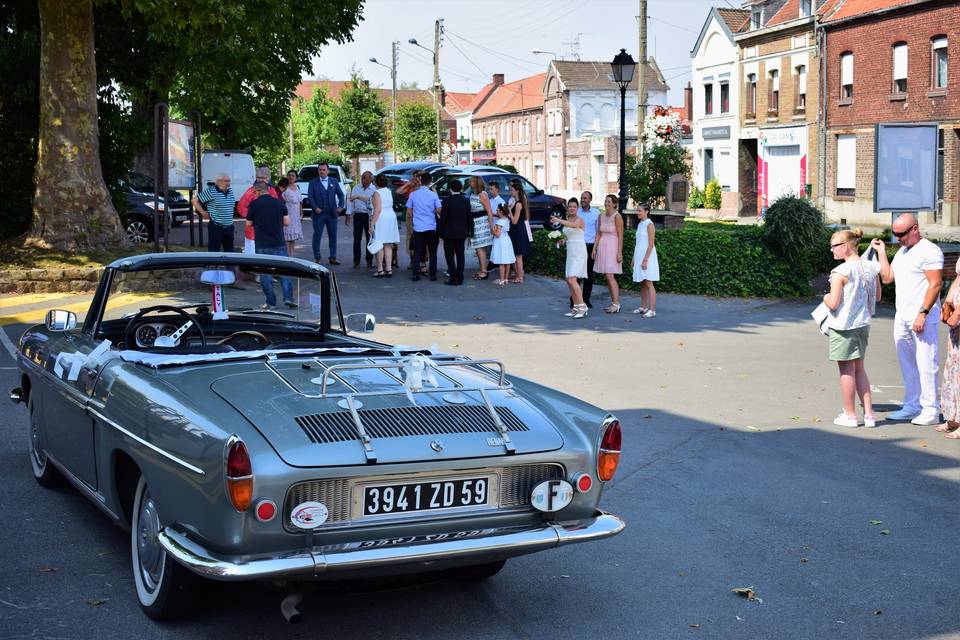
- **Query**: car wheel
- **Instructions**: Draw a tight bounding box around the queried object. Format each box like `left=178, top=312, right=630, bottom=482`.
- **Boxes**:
left=458, top=559, right=507, bottom=581
left=545, top=208, right=565, bottom=231
left=28, top=396, right=63, bottom=488
left=126, top=219, right=152, bottom=244
left=131, top=476, right=196, bottom=620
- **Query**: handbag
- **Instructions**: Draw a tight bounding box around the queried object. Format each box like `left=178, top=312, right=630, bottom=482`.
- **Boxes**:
left=367, top=231, right=383, bottom=255
left=811, top=302, right=833, bottom=336
left=525, top=220, right=533, bottom=243
left=942, top=300, right=955, bottom=324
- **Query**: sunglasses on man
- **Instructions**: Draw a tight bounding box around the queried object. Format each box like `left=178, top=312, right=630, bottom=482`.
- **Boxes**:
left=892, top=224, right=917, bottom=238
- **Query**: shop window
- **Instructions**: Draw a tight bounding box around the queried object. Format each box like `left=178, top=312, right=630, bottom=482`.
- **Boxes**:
left=840, top=53, right=854, bottom=102
left=892, top=43, right=908, bottom=95
left=932, top=36, right=948, bottom=91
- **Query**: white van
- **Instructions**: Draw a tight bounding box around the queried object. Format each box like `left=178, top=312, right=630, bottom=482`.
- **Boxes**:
left=201, top=150, right=256, bottom=195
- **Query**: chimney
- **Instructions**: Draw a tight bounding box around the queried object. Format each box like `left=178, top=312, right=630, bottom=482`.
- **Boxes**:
left=684, top=82, right=693, bottom=122
left=492, top=74, right=505, bottom=86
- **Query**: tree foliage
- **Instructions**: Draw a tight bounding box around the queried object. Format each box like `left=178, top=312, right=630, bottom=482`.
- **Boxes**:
left=394, top=102, right=437, bottom=160
left=335, top=75, right=387, bottom=158
left=763, top=194, right=831, bottom=274
left=625, top=143, right=690, bottom=209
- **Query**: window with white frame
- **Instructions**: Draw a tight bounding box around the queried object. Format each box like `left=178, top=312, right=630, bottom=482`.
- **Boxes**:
left=892, top=42, right=908, bottom=94
left=746, top=73, right=757, bottom=115
left=840, top=52, right=854, bottom=101
left=932, top=36, right=948, bottom=90
left=836, top=134, right=857, bottom=197
left=795, top=65, right=807, bottom=111
left=800, top=0, right=811, bottom=17
left=751, top=7, right=762, bottom=29
left=537, top=116, right=542, bottom=142
left=768, top=69, right=779, bottom=114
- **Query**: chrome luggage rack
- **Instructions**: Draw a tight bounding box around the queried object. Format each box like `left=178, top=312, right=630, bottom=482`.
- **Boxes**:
left=263, top=355, right=516, bottom=462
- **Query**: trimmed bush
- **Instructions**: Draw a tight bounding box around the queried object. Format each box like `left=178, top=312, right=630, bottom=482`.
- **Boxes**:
left=527, top=224, right=820, bottom=298
left=703, top=178, right=722, bottom=210
left=763, top=195, right=829, bottom=267
left=688, top=185, right=704, bottom=209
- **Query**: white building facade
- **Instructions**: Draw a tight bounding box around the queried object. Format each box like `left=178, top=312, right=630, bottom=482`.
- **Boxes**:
left=690, top=7, right=750, bottom=217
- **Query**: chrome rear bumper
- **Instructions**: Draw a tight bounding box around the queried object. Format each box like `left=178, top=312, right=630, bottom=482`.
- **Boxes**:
left=157, top=511, right=625, bottom=582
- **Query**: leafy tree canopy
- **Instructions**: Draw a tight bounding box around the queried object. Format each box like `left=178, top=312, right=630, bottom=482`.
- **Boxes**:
left=393, top=101, right=436, bottom=161
left=334, top=74, right=387, bottom=158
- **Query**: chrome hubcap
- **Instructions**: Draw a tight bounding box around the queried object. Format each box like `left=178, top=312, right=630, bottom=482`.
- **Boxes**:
left=137, top=492, right=163, bottom=591
left=127, top=221, right=149, bottom=243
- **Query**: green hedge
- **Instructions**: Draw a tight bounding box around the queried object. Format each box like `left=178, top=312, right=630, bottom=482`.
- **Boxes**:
left=527, top=225, right=821, bottom=298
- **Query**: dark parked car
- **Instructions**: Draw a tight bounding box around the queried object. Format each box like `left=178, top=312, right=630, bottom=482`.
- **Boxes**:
left=434, top=172, right=566, bottom=228
left=118, top=175, right=181, bottom=244
left=125, top=171, right=191, bottom=227
left=375, top=161, right=451, bottom=212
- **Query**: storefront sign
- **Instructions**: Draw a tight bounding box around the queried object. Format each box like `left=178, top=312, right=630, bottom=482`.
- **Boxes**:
left=702, top=126, right=730, bottom=140
left=760, top=125, right=806, bottom=147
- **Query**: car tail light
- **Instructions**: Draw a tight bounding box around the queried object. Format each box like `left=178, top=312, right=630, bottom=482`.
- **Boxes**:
left=597, top=419, right=622, bottom=482
left=226, top=438, right=253, bottom=512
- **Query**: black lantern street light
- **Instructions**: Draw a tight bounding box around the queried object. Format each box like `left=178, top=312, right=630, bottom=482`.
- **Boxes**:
left=610, top=48, right=636, bottom=214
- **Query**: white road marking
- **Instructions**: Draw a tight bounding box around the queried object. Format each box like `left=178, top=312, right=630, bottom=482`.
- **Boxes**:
left=0, top=328, right=17, bottom=361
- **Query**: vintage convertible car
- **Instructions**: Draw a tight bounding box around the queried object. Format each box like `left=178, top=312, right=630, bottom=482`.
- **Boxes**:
left=10, top=252, right=624, bottom=620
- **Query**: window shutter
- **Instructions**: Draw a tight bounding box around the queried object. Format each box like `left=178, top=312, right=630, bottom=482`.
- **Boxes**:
left=798, top=66, right=807, bottom=90
left=841, top=54, right=853, bottom=85
left=933, top=36, right=947, bottom=50
left=893, top=44, right=908, bottom=80
left=771, top=72, right=780, bottom=91
left=836, top=135, right=857, bottom=190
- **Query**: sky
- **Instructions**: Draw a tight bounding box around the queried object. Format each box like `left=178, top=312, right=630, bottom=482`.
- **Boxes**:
left=307, top=0, right=728, bottom=106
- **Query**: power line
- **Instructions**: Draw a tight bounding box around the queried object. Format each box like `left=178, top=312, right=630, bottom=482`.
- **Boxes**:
left=649, top=15, right=699, bottom=35
left=445, top=29, right=543, bottom=72
left=444, top=33, right=490, bottom=79
left=494, top=0, right=582, bottom=39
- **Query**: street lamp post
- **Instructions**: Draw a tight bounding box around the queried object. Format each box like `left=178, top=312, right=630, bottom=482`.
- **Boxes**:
left=610, top=48, right=636, bottom=214
left=369, top=51, right=397, bottom=156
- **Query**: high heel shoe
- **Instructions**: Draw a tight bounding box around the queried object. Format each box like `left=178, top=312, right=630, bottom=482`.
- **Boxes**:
left=605, top=303, right=621, bottom=314
left=572, top=304, right=589, bottom=319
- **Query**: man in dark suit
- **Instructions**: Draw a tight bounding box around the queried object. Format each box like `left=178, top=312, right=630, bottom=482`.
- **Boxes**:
left=438, top=179, right=471, bottom=285
left=306, top=162, right=346, bottom=265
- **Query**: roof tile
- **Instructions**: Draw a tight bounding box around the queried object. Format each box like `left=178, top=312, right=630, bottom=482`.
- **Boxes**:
left=472, top=73, right=547, bottom=119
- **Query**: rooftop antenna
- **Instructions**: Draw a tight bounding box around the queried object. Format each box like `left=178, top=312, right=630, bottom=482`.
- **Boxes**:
left=561, top=32, right=583, bottom=61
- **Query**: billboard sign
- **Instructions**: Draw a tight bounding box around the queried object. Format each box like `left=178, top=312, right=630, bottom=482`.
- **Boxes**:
left=874, top=123, right=938, bottom=212
left=167, top=119, right=196, bottom=189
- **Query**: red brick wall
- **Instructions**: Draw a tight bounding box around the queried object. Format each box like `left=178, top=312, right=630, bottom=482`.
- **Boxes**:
left=825, top=1, right=960, bottom=127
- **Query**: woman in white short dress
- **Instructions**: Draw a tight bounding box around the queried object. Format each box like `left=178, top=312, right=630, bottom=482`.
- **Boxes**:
left=632, top=203, right=660, bottom=318
left=282, top=170, right=304, bottom=258
left=549, top=199, right=589, bottom=318
left=489, top=206, right=515, bottom=286
left=370, top=174, right=399, bottom=276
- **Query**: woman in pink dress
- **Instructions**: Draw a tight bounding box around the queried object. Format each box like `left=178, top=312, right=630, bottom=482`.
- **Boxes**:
left=939, top=257, right=960, bottom=438
left=592, top=194, right=624, bottom=313
left=281, top=170, right=304, bottom=258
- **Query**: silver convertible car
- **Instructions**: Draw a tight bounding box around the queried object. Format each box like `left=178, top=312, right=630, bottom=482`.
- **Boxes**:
left=10, top=252, right=624, bottom=620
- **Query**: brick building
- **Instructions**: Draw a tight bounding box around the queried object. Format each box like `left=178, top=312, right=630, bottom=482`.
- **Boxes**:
left=821, top=0, right=960, bottom=226
left=449, top=77, right=501, bottom=165
left=470, top=73, right=546, bottom=177
left=735, top=0, right=838, bottom=216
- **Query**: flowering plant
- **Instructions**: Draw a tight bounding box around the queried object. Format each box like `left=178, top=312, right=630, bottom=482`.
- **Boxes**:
left=643, top=106, right=682, bottom=151
left=547, top=230, right=564, bottom=249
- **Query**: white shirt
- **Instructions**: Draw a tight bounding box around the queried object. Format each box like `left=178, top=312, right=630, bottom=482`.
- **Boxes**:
left=580, top=206, right=600, bottom=243
left=348, top=183, right=376, bottom=214
left=892, top=238, right=943, bottom=318
left=489, top=194, right=506, bottom=217
left=829, top=259, right=880, bottom=330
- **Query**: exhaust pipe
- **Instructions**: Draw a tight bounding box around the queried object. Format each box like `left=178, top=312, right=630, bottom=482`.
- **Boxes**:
left=280, top=591, right=303, bottom=624
left=9, top=387, right=23, bottom=404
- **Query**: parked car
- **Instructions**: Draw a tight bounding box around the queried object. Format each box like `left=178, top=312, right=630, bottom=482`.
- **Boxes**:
left=201, top=150, right=256, bottom=196
left=434, top=171, right=567, bottom=228
left=455, top=164, right=510, bottom=174
left=125, top=171, right=191, bottom=227
left=10, top=251, right=625, bottom=621
left=296, top=164, right=353, bottom=217
left=375, top=161, right=451, bottom=212
left=117, top=175, right=175, bottom=244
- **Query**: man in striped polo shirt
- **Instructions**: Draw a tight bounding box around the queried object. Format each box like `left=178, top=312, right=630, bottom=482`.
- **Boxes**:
left=192, top=173, right=237, bottom=252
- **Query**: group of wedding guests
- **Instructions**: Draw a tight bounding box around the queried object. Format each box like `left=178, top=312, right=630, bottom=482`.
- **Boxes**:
left=550, top=192, right=660, bottom=319
left=820, top=213, right=960, bottom=439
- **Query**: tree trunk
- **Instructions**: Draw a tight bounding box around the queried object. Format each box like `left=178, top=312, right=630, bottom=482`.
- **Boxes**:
left=30, top=0, right=124, bottom=251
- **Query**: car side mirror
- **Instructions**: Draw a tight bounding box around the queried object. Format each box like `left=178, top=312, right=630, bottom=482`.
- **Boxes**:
left=344, top=313, right=376, bottom=334
left=534, top=189, right=544, bottom=196
left=45, top=309, right=77, bottom=332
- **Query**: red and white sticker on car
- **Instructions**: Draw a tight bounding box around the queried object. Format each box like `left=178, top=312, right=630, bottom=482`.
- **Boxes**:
left=290, top=501, right=329, bottom=529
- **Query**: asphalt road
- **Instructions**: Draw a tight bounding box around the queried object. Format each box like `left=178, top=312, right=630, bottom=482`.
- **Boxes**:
left=0, top=222, right=957, bottom=639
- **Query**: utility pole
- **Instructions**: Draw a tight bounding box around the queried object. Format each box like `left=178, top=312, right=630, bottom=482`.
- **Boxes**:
left=638, top=0, right=648, bottom=159
left=391, top=40, right=398, bottom=159
left=434, top=19, right=443, bottom=162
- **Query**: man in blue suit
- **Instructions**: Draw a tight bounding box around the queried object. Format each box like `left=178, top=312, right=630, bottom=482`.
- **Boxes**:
left=307, top=162, right=346, bottom=264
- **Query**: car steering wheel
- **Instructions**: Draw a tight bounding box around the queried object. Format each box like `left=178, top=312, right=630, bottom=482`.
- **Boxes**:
left=123, top=305, right=206, bottom=349
left=218, top=330, right=271, bottom=350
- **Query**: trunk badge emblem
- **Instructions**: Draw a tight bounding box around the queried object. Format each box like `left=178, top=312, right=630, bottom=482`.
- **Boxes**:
left=430, top=439, right=444, bottom=452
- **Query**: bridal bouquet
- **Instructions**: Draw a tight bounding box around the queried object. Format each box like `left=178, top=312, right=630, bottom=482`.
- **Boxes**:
left=547, top=230, right=564, bottom=249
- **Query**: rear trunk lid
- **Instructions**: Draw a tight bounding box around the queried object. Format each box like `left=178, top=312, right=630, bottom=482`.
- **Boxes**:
left=210, top=357, right=564, bottom=467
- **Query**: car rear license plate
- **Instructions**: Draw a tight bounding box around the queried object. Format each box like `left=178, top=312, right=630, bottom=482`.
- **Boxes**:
left=362, top=477, right=491, bottom=517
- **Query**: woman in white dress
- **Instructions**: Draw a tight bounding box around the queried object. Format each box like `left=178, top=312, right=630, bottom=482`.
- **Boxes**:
left=549, top=198, right=588, bottom=318
left=489, top=203, right=515, bottom=286
left=281, top=170, right=304, bottom=259
left=632, top=203, right=660, bottom=318
left=370, top=174, right=399, bottom=277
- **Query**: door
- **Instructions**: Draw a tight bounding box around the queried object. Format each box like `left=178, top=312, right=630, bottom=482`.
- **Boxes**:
left=591, top=154, right=605, bottom=198
left=704, top=148, right=714, bottom=184
left=40, top=330, right=100, bottom=487
left=766, top=145, right=800, bottom=203
left=535, top=163, right=545, bottom=188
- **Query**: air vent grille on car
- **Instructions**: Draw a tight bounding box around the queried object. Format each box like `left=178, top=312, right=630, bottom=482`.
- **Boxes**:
left=295, top=405, right=529, bottom=444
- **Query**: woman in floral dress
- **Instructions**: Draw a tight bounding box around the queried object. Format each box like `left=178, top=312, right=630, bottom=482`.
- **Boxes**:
left=938, top=257, right=960, bottom=439
left=281, top=170, right=304, bottom=258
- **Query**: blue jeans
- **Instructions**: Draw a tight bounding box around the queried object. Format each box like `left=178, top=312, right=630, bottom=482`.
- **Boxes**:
left=255, top=246, right=294, bottom=307
left=311, top=212, right=338, bottom=260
